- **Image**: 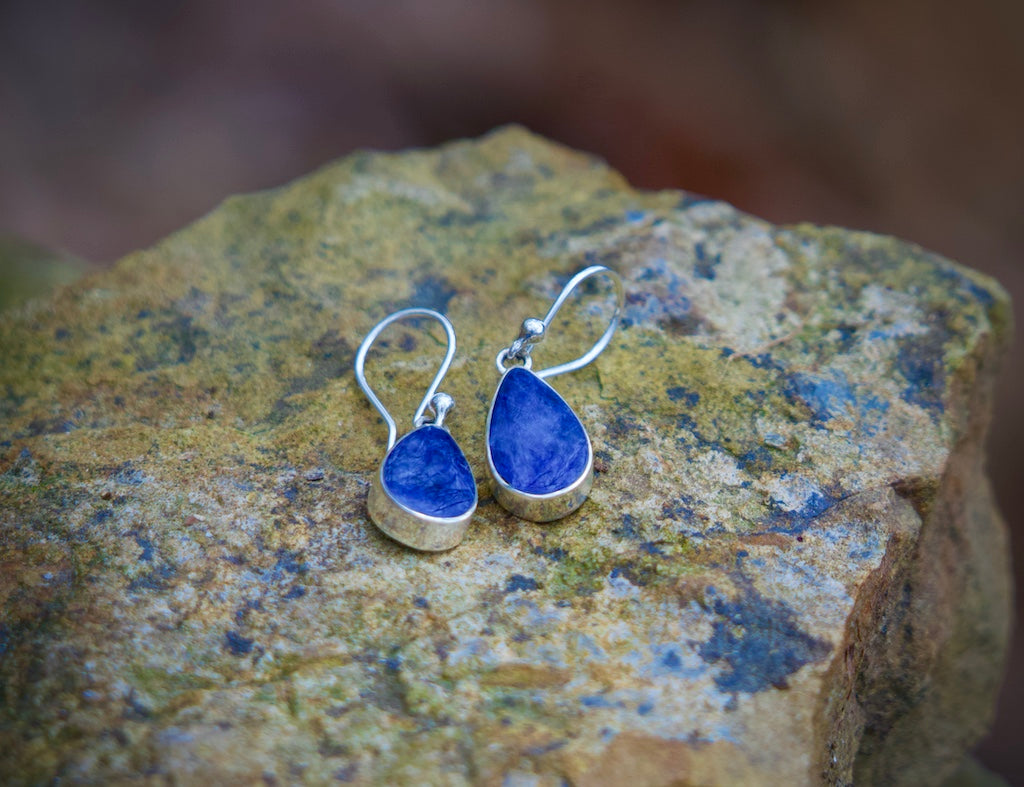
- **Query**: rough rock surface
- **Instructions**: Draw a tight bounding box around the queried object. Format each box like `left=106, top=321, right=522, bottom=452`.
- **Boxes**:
left=0, top=127, right=1012, bottom=785
left=0, top=235, right=87, bottom=311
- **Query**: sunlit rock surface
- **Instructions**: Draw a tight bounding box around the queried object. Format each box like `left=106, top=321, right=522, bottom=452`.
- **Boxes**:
left=0, top=127, right=1012, bottom=785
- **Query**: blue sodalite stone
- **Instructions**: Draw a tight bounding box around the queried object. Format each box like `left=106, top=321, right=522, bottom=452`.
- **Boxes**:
left=488, top=367, right=590, bottom=495
left=382, top=425, right=476, bottom=518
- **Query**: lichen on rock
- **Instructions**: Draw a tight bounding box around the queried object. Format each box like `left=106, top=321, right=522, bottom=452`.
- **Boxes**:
left=0, top=127, right=1012, bottom=785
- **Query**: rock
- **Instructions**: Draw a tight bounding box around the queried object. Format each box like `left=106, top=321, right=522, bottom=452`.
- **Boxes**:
left=0, top=235, right=88, bottom=311
left=0, top=127, right=1012, bottom=785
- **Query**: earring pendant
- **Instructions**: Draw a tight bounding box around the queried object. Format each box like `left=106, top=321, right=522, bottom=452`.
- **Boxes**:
left=485, top=265, right=623, bottom=522
left=355, top=309, right=477, bottom=551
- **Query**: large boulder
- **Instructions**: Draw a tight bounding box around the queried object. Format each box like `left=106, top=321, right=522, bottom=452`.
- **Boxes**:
left=0, top=127, right=1012, bottom=785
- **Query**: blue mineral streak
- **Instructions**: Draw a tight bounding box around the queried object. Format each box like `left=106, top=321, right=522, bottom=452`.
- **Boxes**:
left=382, top=425, right=476, bottom=518
left=488, top=367, right=589, bottom=495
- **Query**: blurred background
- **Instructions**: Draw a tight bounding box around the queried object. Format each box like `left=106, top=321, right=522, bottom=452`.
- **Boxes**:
left=1, top=0, right=1021, bottom=779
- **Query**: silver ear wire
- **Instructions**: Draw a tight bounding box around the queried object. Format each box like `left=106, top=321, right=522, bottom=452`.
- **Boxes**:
left=495, top=265, right=624, bottom=378
left=354, top=307, right=457, bottom=450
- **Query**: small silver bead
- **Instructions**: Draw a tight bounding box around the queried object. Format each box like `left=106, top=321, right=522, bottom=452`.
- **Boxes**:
left=429, top=392, right=455, bottom=427
left=519, top=318, right=545, bottom=343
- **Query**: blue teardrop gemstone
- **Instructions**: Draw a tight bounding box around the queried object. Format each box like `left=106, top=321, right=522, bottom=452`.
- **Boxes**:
left=488, top=367, right=590, bottom=495
left=382, top=425, right=476, bottom=518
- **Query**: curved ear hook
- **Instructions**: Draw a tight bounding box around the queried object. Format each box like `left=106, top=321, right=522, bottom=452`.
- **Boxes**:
left=497, top=265, right=624, bottom=380
left=354, top=307, right=457, bottom=451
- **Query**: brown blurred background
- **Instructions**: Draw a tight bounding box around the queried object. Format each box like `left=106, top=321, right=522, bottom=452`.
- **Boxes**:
left=1, top=0, right=1021, bottom=779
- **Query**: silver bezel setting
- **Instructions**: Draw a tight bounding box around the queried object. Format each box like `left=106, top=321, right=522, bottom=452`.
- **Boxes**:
left=485, top=369, right=594, bottom=523
left=367, top=427, right=477, bottom=552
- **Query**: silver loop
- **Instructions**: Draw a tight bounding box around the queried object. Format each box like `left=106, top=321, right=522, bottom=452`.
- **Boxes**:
left=354, top=308, right=457, bottom=451
left=495, top=347, right=534, bottom=374
left=499, top=265, right=623, bottom=380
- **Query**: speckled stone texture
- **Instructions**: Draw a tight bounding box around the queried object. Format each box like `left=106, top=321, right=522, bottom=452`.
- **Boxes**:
left=0, top=127, right=1012, bottom=785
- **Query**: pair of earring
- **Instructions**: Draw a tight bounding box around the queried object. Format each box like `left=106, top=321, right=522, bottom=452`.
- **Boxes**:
left=354, top=265, right=624, bottom=552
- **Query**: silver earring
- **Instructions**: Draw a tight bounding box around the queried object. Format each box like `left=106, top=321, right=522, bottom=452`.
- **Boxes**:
left=354, top=308, right=477, bottom=551
left=486, top=265, right=624, bottom=522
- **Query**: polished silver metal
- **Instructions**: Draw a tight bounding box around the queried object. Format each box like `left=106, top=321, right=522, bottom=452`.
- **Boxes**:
left=355, top=309, right=476, bottom=551
left=488, top=265, right=623, bottom=522
left=428, top=392, right=455, bottom=429
left=355, top=307, right=457, bottom=450
left=495, top=264, right=625, bottom=379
